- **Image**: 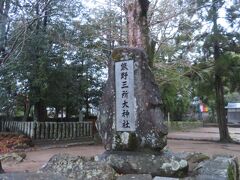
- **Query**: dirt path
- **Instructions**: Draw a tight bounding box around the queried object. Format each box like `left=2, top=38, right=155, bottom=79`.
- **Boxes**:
left=2, top=145, right=104, bottom=173
left=2, top=127, right=240, bottom=173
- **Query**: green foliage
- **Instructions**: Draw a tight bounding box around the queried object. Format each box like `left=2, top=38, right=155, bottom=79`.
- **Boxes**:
left=225, top=92, right=240, bottom=103
left=0, top=0, right=107, bottom=120
left=154, top=63, right=191, bottom=120
left=1, top=0, right=239, bottom=125
left=227, top=164, right=235, bottom=180
left=167, top=121, right=203, bottom=132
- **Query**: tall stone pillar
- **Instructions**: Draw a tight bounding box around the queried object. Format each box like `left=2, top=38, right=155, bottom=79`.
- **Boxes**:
left=97, top=47, right=167, bottom=151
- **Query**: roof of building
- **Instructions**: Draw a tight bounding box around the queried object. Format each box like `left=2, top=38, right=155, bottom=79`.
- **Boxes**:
left=225, top=103, right=240, bottom=109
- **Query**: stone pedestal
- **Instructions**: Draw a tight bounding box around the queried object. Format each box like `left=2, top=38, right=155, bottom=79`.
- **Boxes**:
left=97, top=150, right=188, bottom=178
left=39, top=154, right=116, bottom=180
left=97, top=47, right=167, bottom=151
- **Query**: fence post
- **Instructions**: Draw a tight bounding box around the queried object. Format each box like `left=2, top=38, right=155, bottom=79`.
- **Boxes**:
left=70, top=123, right=73, bottom=139
left=73, top=123, right=76, bottom=139
left=36, top=122, right=40, bottom=139
left=76, top=123, right=79, bottom=137
left=90, top=122, right=93, bottom=137
left=49, top=123, right=53, bottom=139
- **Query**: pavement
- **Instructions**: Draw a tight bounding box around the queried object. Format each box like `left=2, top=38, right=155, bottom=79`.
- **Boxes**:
left=167, top=127, right=240, bottom=160
left=168, top=127, right=240, bottom=142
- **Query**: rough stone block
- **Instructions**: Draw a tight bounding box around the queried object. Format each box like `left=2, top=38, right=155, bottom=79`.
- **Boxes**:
left=39, top=153, right=116, bottom=180
left=175, top=152, right=209, bottom=174
left=99, top=150, right=188, bottom=178
left=0, top=172, right=67, bottom=180
left=117, top=174, right=152, bottom=180
left=194, top=155, right=239, bottom=180
left=153, top=177, right=179, bottom=180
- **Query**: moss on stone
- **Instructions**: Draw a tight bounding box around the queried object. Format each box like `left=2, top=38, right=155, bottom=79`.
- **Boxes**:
left=127, top=133, right=138, bottom=151
left=227, top=164, right=235, bottom=180
left=187, top=153, right=210, bottom=163
left=114, top=134, right=122, bottom=150
left=111, top=50, right=122, bottom=61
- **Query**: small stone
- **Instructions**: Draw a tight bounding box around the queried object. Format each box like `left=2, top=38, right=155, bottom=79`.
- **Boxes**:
left=117, top=174, right=152, bottom=180
left=0, top=152, right=27, bottom=163
left=100, top=150, right=188, bottom=178
left=175, top=152, right=209, bottom=174
left=153, top=177, right=179, bottom=180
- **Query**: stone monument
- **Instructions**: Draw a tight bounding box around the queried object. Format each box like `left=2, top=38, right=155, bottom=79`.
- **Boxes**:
left=96, top=48, right=189, bottom=177
left=97, top=47, right=168, bottom=151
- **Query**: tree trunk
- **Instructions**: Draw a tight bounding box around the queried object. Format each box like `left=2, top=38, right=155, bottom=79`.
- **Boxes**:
left=61, top=107, right=64, bottom=121
left=85, top=94, right=89, bottom=121
left=34, top=100, right=46, bottom=122
left=126, top=0, right=149, bottom=48
left=54, top=107, right=60, bottom=119
left=65, top=106, right=69, bottom=120
left=212, top=2, right=232, bottom=142
left=23, top=105, right=31, bottom=122
left=125, top=0, right=154, bottom=67
left=215, top=74, right=232, bottom=142
left=23, top=96, right=31, bottom=121
left=0, top=0, right=10, bottom=64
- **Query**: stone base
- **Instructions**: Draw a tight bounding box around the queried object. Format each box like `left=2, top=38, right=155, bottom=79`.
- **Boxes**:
left=117, top=174, right=152, bottom=180
left=97, top=150, right=188, bottom=178
left=9, top=152, right=237, bottom=180
left=194, top=155, right=239, bottom=180
left=39, top=154, right=116, bottom=180
left=0, top=172, right=67, bottom=180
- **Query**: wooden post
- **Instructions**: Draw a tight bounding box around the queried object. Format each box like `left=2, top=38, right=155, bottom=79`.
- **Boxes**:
left=49, top=123, right=53, bottom=139
left=70, top=123, right=73, bottom=139
left=46, top=122, right=49, bottom=139
left=57, top=123, right=61, bottom=140
left=83, top=123, right=86, bottom=136
left=73, top=123, right=76, bottom=139
left=62, top=123, right=66, bottom=139
left=36, top=122, right=40, bottom=139
left=89, top=122, right=93, bottom=137
left=65, top=123, right=69, bottom=139
left=54, top=122, right=58, bottom=140
left=77, top=123, right=80, bottom=137
left=168, top=112, right=171, bottom=127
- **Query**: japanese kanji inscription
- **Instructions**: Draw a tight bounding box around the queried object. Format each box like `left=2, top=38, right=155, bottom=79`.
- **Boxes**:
left=115, top=60, right=135, bottom=131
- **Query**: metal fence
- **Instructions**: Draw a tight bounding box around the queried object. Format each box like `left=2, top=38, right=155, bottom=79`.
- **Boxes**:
left=0, top=121, right=93, bottom=140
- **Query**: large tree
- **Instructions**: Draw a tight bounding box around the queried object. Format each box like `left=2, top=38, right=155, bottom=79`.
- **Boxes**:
left=0, top=0, right=106, bottom=121
left=174, top=0, right=240, bottom=142
left=0, top=0, right=10, bottom=63
left=125, top=0, right=157, bottom=67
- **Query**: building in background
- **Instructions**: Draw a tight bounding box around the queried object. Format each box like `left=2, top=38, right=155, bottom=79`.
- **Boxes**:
left=225, top=103, right=240, bottom=124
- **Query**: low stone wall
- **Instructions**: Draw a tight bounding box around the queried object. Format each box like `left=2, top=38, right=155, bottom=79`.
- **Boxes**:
left=166, top=121, right=203, bottom=132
